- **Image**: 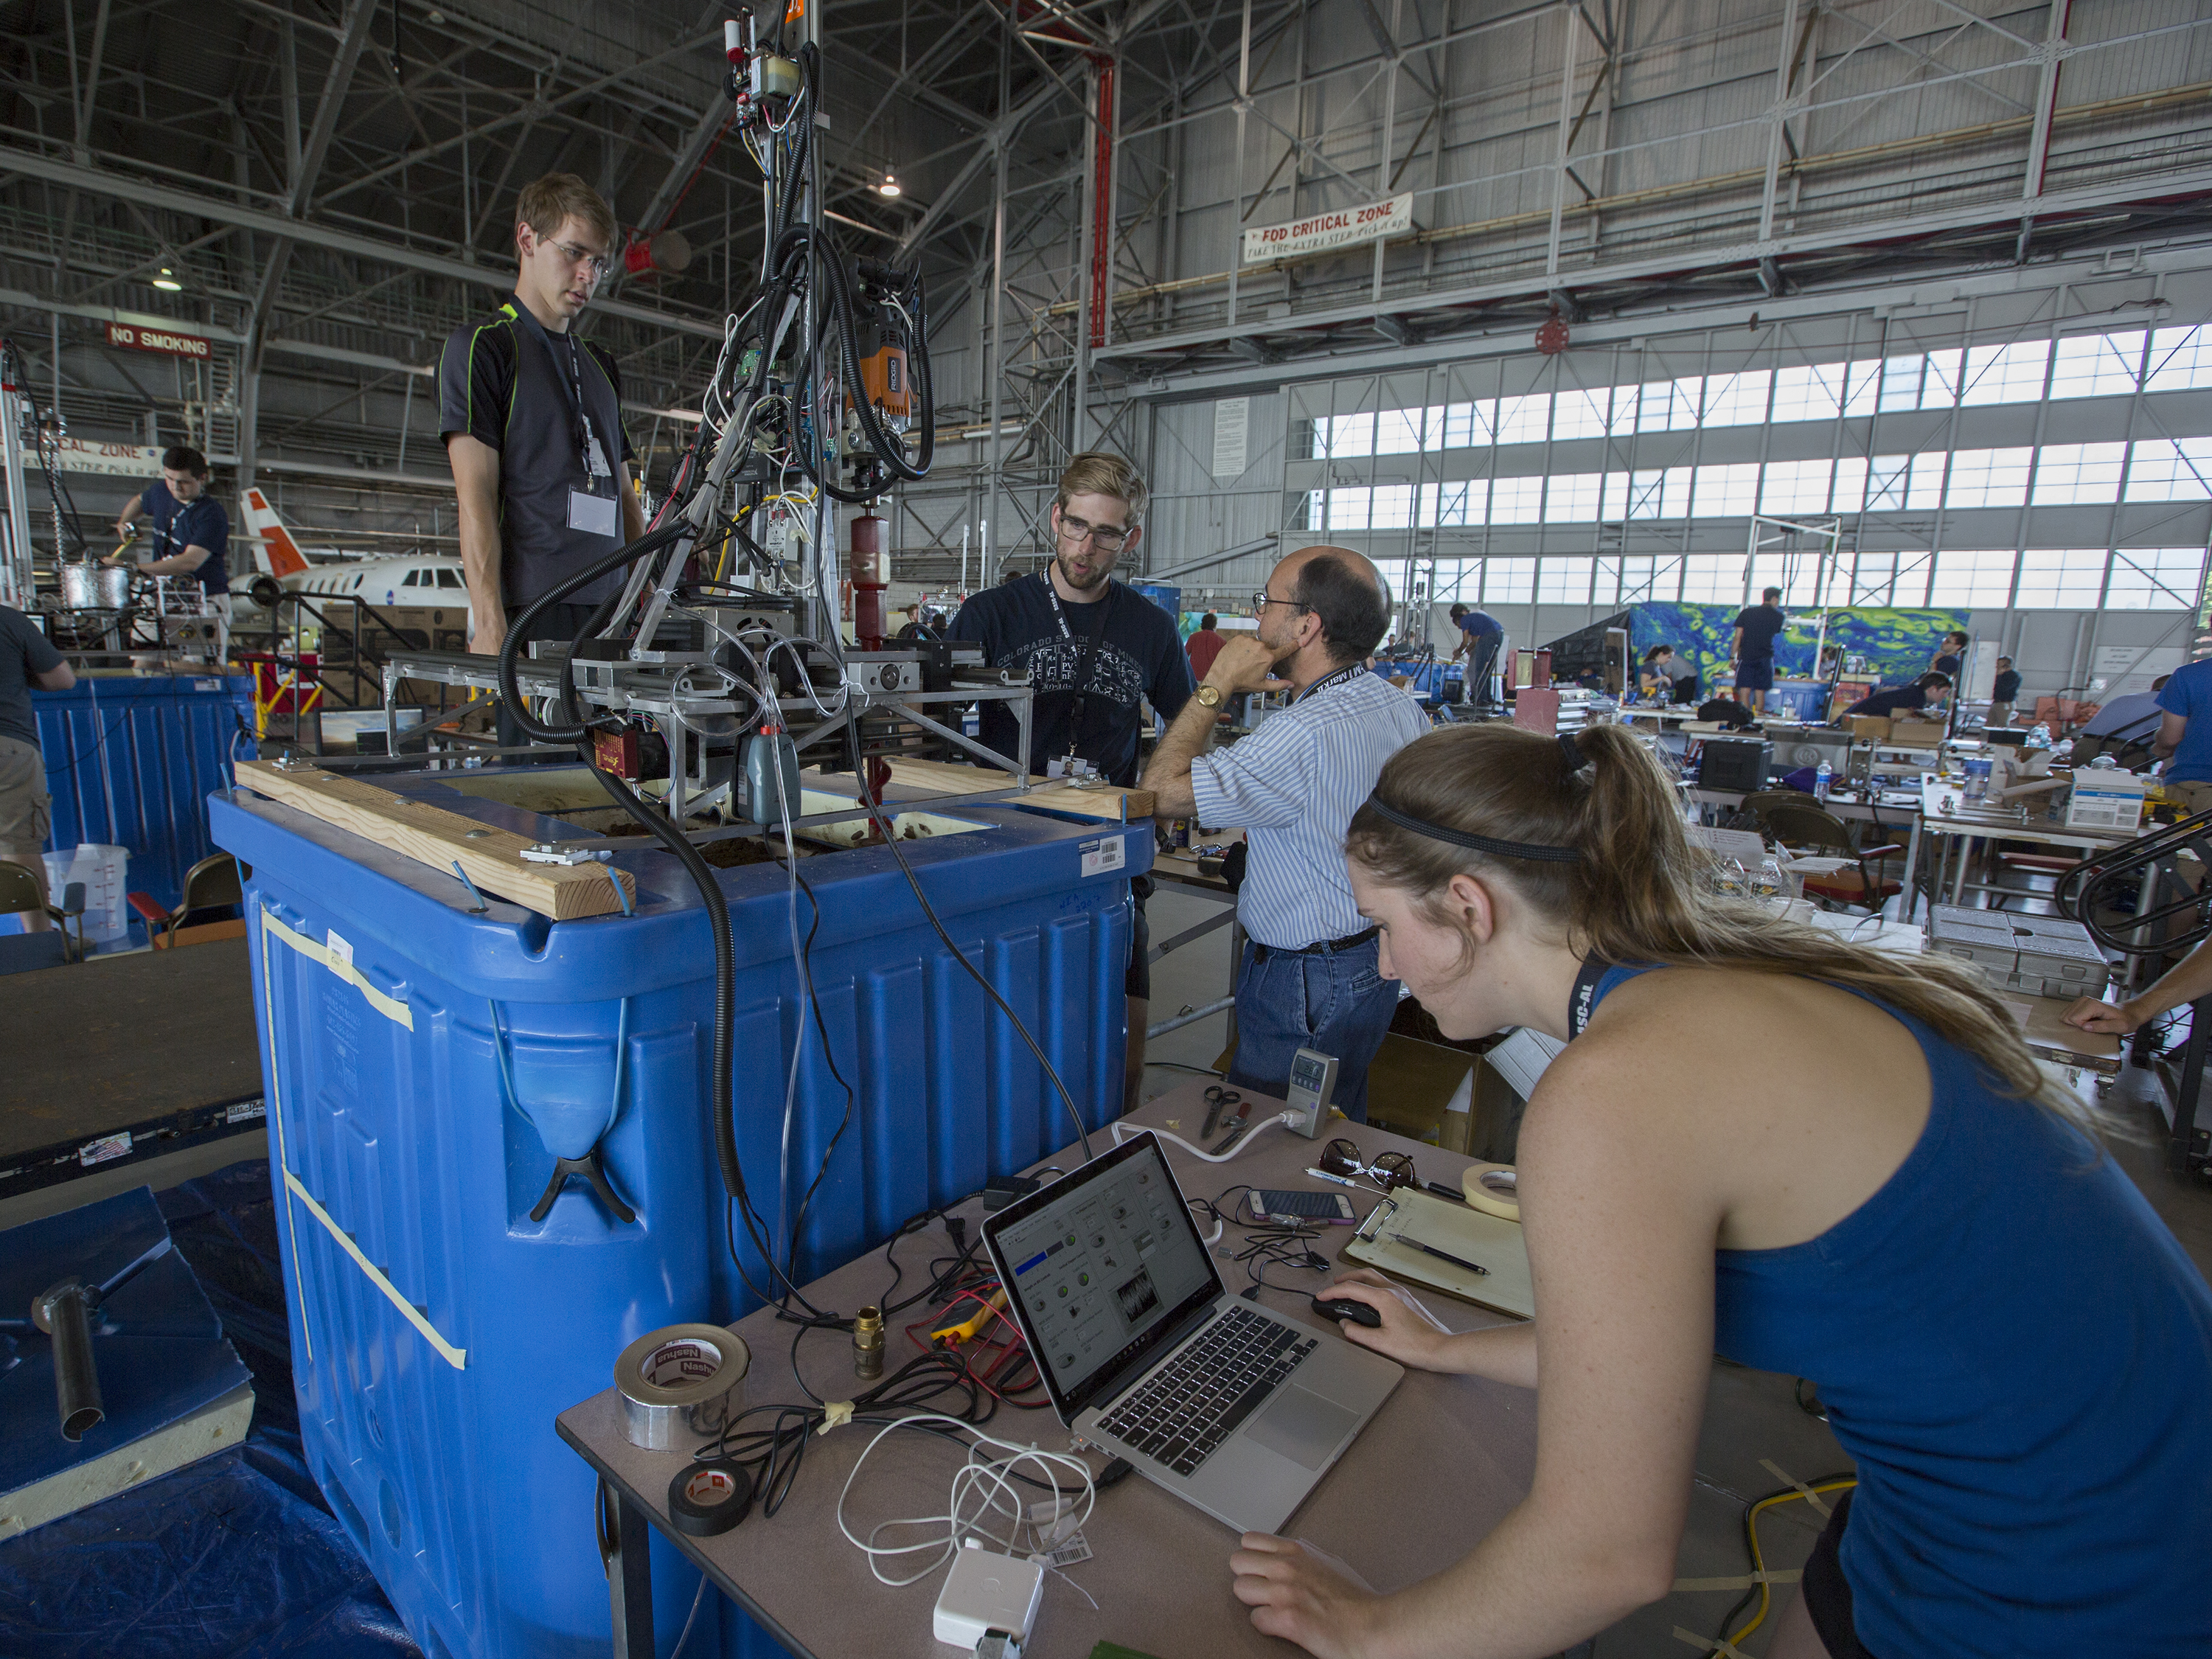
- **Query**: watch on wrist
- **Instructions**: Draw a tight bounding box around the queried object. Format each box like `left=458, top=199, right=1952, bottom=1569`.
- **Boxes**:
left=1194, top=684, right=1224, bottom=709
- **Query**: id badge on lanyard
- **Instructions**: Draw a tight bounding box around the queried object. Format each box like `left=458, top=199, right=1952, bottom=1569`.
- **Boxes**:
left=553, top=333, right=619, bottom=538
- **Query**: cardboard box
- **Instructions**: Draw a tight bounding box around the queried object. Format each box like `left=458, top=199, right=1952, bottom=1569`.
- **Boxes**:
left=1848, top=714, right=1891, bottom=742
left=2067, top=769, right=2150, bottom=831
left=1888, top=719, right=1947, bottom=746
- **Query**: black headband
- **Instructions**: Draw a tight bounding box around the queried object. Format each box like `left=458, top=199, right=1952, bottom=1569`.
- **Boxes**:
left=1557, top=732, right=1585, bottom=771
left=1359, top=796, right=1585, bottom=863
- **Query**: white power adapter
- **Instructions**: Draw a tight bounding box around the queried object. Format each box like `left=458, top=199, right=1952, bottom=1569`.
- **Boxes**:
left=932, top=1539, right=1043, bottom=1654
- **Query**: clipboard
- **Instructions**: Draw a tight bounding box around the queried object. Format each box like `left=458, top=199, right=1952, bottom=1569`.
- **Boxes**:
left=1342, top=1189, right=1533, bottom=1321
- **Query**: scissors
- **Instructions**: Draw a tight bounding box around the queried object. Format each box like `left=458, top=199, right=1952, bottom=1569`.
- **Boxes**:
left=1200, top=1083, right=1242, bottom=1138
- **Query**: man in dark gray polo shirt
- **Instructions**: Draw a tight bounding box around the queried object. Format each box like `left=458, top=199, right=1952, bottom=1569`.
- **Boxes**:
left=439, top=173, right=647, bottom=743
left=1, top=605, right=74, bottom=931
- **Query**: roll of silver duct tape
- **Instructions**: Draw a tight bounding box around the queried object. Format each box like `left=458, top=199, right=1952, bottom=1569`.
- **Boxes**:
left=615, top=1324, right=750, bottom=1450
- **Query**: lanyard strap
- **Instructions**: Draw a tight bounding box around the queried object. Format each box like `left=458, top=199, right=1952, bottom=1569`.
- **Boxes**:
left=513, top=305, right=604, bottom=487
left=156, top=495, right=206, bottom=559
left=1565, top=956, right=1613, bottom=1039
left=1295, top=663, right=1364, bottom=704
left=1042, top=572, right=1114, bottom=756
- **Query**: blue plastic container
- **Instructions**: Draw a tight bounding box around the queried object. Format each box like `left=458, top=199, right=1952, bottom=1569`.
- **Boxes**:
left=212, top=772, right=1147, bottom=1659
left=35, top=672, right=255, bottom=916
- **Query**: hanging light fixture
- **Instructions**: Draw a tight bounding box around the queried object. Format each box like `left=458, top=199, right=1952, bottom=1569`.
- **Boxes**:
left=877, top=171, right=901, bottom=198
left=152, top=265, right=184, bottom=293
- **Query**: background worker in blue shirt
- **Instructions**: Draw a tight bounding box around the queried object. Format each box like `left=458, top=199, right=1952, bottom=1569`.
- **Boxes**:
left=108, top=445, right=232, bottom=656
left=1728, top=586, right=1787, bottom=714
left=2154, top=656, right=2212, bottom=815
left=1447, top=602, right=1502, bottom=706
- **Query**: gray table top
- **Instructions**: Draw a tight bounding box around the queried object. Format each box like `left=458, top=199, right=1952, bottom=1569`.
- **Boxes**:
left=557, top=1081, right=1851, bottom=1659
left=0, top=935, right=260, bottom=1155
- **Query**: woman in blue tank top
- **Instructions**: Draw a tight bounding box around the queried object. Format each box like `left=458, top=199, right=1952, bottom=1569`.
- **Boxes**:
left=1227, top=721, right=2212, bottom=1659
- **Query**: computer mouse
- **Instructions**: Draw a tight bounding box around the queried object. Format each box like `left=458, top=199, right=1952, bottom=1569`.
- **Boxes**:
left=1310, top=1295, right=1382, bottom=1328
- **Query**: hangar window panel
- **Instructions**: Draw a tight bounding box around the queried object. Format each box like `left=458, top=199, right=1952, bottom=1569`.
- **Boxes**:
left=1919, top=349, right=1965, bottom=409
left=1770, top=362, right=1847, bottom=425
left=1848, top=553, right=1900, bottom=605
left=1944, top=448, right=2034, bottom=510
left=1368, top=484, right=1417, bottom=529
left=1697, top=462, right=1761, bottom=516
left=1373, top=409, right=1426, bottom=456
left=1495, top=394, right=1551, bottom=445
left=1680, top=555, right=1745, bottom=604
left=1436, top=401, right=1495, bottom=448
left=1489, top=475, right=1545, bottom=524
left=2146, top=326, right=2212, bottom=394
left=1616, top=555, right=1677, bottom=603
left=1702, top=371, right=1772, bottom=429
left=1959, top=343, right=2050, bottom=407
left=2051, top=331, right=2144, bottom=400
left=2104, top=547, right=2207, bottom=611
left=1484, top=559, right=1536, bottom=604
left=1545, top=473, right=1605, bottom=522
left=1748, top=555, right=1828, bottom=606
left=2013, top=550, right=2108, bottom=608
left=1537, top=557, right=1595, bottom=603
left=1551, top=386, right=1613, bottom=441
left=1927, top=551, right=2018, bottom=608
left=1325, top=487, right=1372, bottom=532
left=2031, top=442, right=2128, bottom=506
left=2124, top=438, right=2212, bottom=502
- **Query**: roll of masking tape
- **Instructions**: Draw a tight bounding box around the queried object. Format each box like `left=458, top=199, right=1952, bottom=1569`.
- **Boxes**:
left=1459, top=1161, right=1520, bottom=1222
left=616, top=1324, right=750, bottom=1450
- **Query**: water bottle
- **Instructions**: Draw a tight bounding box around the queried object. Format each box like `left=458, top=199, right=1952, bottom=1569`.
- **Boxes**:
left=2028, top=723, right=2051, bottom=749
left=1814, top=759, right=1832, bottom=802
left=1755, top=857, right=1787, bottom=901
left=1963, top=754, right=1993, bottom=803
left=2091, top=753, right=2119, bottom=770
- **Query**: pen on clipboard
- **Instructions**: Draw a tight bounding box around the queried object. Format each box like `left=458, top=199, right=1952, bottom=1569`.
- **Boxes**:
left=1394, top=1235, right=1489, bottom=1276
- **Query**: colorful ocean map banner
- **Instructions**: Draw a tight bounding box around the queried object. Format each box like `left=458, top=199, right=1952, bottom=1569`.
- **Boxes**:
left=1625, top=603, right=1970, bottom=694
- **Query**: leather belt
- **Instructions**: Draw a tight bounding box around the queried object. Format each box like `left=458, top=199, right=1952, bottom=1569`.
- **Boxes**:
left=1250, top=924, right=1380, bottom=964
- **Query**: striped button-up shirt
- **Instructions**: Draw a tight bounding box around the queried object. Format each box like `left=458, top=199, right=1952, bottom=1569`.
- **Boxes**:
left=1189, top=670, right=1432, bottom=949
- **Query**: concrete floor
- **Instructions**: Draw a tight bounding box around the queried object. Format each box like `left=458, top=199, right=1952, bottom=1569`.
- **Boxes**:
left=1138, top=873, right=2212, bottom=1656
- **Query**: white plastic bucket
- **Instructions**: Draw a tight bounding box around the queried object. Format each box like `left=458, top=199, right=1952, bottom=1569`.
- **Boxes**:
left=49, top=844, right=131, bottom=945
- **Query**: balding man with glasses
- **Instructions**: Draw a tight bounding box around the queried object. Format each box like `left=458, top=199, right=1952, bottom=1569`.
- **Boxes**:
left=950, top=452, right=1194, bottom=1108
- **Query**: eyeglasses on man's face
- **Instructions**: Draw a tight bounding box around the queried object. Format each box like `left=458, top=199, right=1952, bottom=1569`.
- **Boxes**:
left=1057, top=512, right=1131, bottom=551
left=1251, top=590, right=1310, bottom=613
left=541, top=236, right=611, bottom=280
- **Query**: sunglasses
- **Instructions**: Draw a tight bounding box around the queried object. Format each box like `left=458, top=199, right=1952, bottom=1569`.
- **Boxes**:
left=1318, top=1138, right=1416, bottom=1193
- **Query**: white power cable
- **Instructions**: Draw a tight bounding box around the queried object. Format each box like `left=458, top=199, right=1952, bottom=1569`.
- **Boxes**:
left=1110, top=1113, right=1297, bottom=1164
left=835, top=1414, right=1098, bottom=1589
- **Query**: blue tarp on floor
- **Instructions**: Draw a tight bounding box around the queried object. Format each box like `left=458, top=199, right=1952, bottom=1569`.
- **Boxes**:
left=0, top=1161, right=422, bottom=1659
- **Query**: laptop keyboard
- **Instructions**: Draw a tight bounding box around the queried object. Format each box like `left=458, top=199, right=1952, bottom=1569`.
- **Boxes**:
left=1097, top=1304, right=1318, bottom=1478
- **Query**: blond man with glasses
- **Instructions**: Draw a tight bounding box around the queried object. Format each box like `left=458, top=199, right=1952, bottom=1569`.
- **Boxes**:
left=439, top=173, right=647, bottom=748
left=950, top=453, right=1195, bottom=1109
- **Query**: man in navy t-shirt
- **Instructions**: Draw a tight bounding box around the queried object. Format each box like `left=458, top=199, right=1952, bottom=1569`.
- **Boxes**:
left=950, top=451, right=1192, bottom=1110
left=108, top=445, right=232, bottom=656
left=2154, top=658, right=2212, bottom=815
left=1449, top=602, right=1503, bottom=705
left=1730, top=586, right=1787, bottom=714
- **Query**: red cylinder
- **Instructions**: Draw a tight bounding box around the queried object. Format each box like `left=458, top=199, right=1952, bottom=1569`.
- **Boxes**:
left=850, top=513, right=888, bottom=649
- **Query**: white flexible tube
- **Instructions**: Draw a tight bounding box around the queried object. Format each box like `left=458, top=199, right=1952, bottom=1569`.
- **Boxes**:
left=1111, top=1113, right=1295, bottom=1164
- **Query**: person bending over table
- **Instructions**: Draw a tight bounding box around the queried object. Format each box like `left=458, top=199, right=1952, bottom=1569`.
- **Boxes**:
left=1229, top=721, right=2212, bottom=1659
left=1842, top=672, right=1949, bottom=720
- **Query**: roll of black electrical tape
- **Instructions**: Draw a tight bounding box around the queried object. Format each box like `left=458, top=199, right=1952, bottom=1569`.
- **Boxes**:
left=668, top=1458, right=754, bottom=1537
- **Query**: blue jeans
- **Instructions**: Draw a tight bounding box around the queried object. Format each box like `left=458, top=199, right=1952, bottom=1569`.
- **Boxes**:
left=1225, top=936, right=1399, bottom=1123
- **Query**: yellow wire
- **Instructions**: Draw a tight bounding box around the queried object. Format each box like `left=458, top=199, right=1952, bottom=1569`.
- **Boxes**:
left=1723, top=1478, right=1860, bottom=1649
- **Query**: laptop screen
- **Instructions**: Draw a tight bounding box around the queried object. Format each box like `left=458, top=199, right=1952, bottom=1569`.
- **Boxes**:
left=983, top=1132, right=1222, bottom=1419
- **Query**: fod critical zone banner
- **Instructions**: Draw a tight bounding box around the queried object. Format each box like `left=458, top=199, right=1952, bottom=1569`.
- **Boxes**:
left=1242, top=193, right=1413, bottom=265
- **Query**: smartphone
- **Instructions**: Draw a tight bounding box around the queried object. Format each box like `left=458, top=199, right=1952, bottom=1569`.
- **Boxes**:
left=1245, top=1189, right=1357, bottom=1225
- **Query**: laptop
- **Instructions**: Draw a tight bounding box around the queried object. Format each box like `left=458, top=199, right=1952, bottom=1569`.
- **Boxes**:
left=980, top=1130, right=1402, bottom=1536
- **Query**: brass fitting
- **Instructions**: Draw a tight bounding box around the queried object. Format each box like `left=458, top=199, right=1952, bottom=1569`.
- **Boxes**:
left=852, top=1304, right=884, bottom=1380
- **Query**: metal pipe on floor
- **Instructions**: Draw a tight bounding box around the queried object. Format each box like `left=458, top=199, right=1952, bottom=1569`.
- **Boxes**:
left=1147, top=995, right=1235, bottom=1040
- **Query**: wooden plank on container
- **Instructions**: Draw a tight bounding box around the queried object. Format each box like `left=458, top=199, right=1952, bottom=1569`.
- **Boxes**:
left=234, top=761, right=632, bottom=920
left=880, top=757, right=1154, bottom=821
